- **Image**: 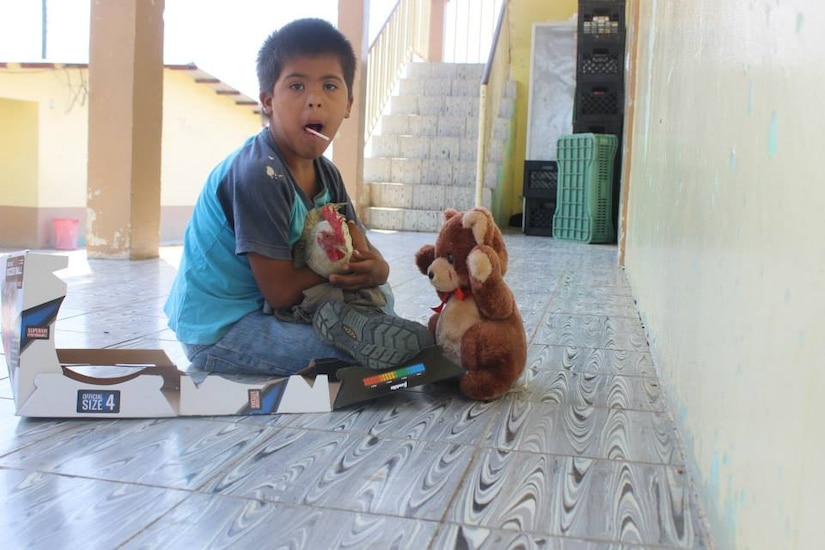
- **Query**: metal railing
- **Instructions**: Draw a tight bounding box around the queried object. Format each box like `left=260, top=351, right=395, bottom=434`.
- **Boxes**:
left=363, top=0, right=512, bottom=211
left=443, top=0, right=505, bottom=63
left=364, top=0, right=429, bottom=143
left=475, top=1, right=510, bottom=206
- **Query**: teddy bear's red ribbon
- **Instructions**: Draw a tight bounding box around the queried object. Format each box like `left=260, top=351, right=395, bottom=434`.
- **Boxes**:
left=432, top=286, right=469, bottom=313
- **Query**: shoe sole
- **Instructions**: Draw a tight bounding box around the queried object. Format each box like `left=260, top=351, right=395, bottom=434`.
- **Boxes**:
left=314, top=300, right=434, bottom=370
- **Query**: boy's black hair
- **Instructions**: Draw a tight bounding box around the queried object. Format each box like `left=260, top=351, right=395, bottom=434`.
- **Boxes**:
left=256, top=18, right=357, bottom=99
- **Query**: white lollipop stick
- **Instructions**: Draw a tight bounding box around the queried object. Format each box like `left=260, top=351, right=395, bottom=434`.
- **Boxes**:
left=305, top=127, right=330, bottom=141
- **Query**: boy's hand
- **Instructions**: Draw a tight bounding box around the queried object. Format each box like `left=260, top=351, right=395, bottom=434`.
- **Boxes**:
left=328, top=223, right=389, bottom=289
left=347, top=221, right=369, bottom=253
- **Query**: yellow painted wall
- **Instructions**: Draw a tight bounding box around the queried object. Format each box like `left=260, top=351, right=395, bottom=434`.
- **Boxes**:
left=0, top=66, right=261, bottom=209
left=0, top=67, right=88, bottom=207
left=505, top=0, right=577, bottom=219
left=161, top=70, right=263, bottom=206
left=624, top=1, right=824, bottom=548
left=0, top=98, right=38, bottom=206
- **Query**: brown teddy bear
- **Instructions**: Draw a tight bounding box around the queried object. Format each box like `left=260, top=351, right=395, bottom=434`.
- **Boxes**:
left=415, top=207, right=527, bottom=400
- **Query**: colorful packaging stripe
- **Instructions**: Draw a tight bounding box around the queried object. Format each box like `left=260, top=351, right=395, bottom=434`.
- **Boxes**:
left=363, top=363, right=426, bottom=387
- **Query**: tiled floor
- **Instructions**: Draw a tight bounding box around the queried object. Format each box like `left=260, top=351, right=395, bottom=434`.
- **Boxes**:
left=0, top=231, right=710, bottom=549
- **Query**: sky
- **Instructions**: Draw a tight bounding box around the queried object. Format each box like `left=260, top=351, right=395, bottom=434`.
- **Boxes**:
left=0, top=0, right=397, bottom=98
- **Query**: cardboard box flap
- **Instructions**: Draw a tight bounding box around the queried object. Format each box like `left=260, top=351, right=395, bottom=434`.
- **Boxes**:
left=57, top=349, right=181, bottom=391
left=302, top=346, right=465, bottom=410
left=57, top=348, right=176, bottom=367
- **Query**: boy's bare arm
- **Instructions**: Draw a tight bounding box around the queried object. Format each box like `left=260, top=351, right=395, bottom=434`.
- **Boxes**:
left=248, top=253, right=326, bottom=309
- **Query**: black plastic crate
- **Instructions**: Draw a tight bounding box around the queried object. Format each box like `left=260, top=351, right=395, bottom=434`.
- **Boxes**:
left=523, top=160, right=558, bottom=200
left=578, top=1, right=626, bottom=38
left=523, top=198, right=555, bottom=236
left=574, top=80, right=624, bottom=121
left=577, top=41, right=625, bottom=80
left=574, top=118, right=623, bottom=138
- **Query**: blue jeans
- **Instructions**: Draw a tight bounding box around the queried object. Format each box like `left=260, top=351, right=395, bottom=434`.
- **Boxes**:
left=182, top=284, right=396, bottom=377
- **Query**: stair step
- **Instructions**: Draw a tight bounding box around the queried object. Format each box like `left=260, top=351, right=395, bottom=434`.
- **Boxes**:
left=390, top=95, right=479, bottom=117
left=368, top=182, right=481, bottom=210
left=378, top=114, right=478, bottom=138
left=376, top=112, right=509, bottom=140
left=364, top=157, right=500, bottom=187
left=398, top=78, right=480, bottom=97
left=405, top=62, right=484, bottom=80
left=369, top=135, right=478, bottom=161
left=364, top=207, right=441, bottom=233
left=365, top=206, right=482, bottom=233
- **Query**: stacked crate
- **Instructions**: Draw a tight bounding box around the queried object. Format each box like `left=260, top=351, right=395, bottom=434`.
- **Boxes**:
left=552, top=133, right=618, bottom=244
left=573, top=1, right=626, bottom=239
left=522, top=160, right=558, bottom=236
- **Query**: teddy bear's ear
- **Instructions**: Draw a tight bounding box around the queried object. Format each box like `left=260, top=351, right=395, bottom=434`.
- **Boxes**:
left=444, top=208, right=460, bottom=221
left=462, top=207, right=493, bottom=245
left=463, top=208, right=508, bottom=273
left=415, top=244, right=436, bottom=274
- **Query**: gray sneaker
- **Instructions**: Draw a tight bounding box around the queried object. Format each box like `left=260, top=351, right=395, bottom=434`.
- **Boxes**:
left=313, top=300, right=435, bottom=370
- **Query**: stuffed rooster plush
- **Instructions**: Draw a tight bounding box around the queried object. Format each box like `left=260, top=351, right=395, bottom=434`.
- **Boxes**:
left=271, top=203, right=384, bottom=323
left=294, top=203, right=354, bottom=278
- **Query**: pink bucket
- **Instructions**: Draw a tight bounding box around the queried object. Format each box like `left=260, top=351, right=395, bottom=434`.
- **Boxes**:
left=53, top=218, right=80, bottom=250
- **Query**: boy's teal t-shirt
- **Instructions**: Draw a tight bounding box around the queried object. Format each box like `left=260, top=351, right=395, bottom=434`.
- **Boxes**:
left=164, top=128, right=357, bottom=345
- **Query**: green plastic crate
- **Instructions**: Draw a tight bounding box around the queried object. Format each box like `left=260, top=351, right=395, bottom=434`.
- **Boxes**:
left=552, top=133, right=618, bottom=243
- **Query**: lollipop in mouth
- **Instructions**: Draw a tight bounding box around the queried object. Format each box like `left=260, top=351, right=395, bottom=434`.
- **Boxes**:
left=304, top=124, right=330, bottom=141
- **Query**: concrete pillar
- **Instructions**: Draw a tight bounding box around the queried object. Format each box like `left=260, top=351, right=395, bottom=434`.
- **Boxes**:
left=86, top=0, right=164, bottom=259
left=336, top=0, right=369, bottom=220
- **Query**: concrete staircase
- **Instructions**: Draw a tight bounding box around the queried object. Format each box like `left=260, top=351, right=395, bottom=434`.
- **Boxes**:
left=363, top=62, right=516, bottom=232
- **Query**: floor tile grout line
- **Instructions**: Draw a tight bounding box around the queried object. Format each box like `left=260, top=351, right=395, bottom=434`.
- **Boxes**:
left=514, top=400, right=670, bottom=414
left=529, top=342, right=651, bottom=355
left=431, top=518, right=693, bottom=549
left=172, top=422, right=688, bottom=469
left=468, top=444, right=687, bottom=469
left=427, top=430, right=491, bottom=549
left=0, top=463, right=199, bottom=493
left=537, top=312, right=645, bottom=325
left=545, top=311, right=642, bottom=319
left=526, top=365, right=663, bottom=381
left=529, top=342, right=655, bottom=355
left=0, top=423, right=90, bottom=459
left=524, top=261, right=575, bottom=346
left=0, top=443, right=687, bottom=486
left=113, top=496, right=194, bottom=550
left=116, top=492, right=450, bottom=549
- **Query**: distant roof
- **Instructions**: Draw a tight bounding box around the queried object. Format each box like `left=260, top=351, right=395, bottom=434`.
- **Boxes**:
left=0, top=61, right=260, bottom=115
